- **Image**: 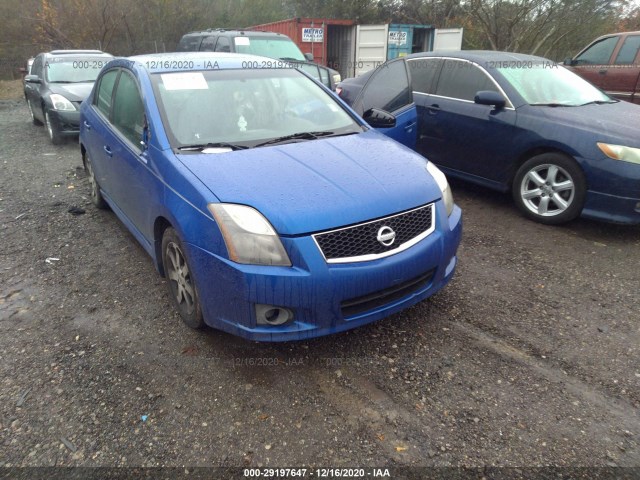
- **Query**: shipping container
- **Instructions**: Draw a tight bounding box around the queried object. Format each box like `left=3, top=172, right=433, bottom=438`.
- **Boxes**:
left=249, top=18, right=463, bottom=79
left=387, top=24, right=434, bottom=59
left=248, top=18, right=356, bottom=81
left=354, top=25, right=464, bottom=75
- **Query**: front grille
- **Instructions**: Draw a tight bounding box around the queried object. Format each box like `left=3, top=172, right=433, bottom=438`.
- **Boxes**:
left=341, top=269, right=435, bottom=318
left=313, top=204, right=434, bottom=263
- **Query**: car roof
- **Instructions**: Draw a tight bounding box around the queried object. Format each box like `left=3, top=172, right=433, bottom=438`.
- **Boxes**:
left=47, top=50, right=112, bottom=56
left=405, top=50, right=551, bottom=64
left=122, top=52, right=301, bottom=74
left=183, top=29, right=290, bottom=38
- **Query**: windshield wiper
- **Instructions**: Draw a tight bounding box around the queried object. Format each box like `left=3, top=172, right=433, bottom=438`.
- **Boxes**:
left=178, top=142, right=248, bottom=152
left=254, top=131, right=334, bottom=148
left=529, top=102, right=573, bottom=107
left=578, top=99, right=618, bottom=106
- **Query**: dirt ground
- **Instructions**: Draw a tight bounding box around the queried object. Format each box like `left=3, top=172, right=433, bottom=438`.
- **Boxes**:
left=1, top=97, right=640, bottom=477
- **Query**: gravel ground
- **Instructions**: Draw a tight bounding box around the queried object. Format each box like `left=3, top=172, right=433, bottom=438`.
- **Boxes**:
left=1, top=99, right=640, bottom=477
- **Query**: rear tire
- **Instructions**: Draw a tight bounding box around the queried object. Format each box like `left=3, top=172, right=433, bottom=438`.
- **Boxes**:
left=83, top=151, right=107, bottom=209
left=513, top=153, right=586, bottom=225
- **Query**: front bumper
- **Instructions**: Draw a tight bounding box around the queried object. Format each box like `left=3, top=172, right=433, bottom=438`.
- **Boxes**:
left=581, top=155, right=640, bottom=224
left=48, top=109, right=80, bottom=135
left=186, top=203, right=462, bottom=341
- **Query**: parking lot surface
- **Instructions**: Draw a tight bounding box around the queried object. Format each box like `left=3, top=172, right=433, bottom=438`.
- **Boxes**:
left=1, top=99, right=640, bottom=472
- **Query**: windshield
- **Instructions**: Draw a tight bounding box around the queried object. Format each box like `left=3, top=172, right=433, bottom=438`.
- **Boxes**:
left=496, top=64, right=612, bottom=106
left=233, top=36, right=305, bottom=61
left=152, top=68, right=361, bottom=149
left=45, top=57, right=111, bottom=83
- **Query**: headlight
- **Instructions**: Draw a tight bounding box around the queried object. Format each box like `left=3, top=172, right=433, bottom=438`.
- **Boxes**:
left=332, top=73, right=342, bottom=84
left=426, top=161, right=454, bottom=216
left=208, top=203, right=291, bottom=266
left=597, top=142, right=640, bottom=165
left=49, top=94, right=75, bottom=111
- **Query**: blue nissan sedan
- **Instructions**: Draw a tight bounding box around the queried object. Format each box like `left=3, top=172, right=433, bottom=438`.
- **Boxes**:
left=79, top=52, right=462, bottom=341
left=338, top=51, right=640, bottom=225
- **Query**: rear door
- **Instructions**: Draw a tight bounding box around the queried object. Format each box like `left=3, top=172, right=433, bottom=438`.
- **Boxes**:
left=83, top=68, right=120, bottom=196
left=353, top=59, right=417, bottom=149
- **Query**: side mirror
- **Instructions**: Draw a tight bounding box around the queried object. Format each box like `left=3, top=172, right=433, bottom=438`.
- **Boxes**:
left=474, top=90, right=506, bottom=109
left=304, top=52, right=314, bottom=62
left=563, top=57, right=576, bottom=66
left=25, top=75, right=41, bottom=84
left=363, top=108, right=396, bottom=128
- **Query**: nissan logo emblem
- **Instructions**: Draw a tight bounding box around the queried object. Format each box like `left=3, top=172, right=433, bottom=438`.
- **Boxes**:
left=377, top=226, right=396, bottom=247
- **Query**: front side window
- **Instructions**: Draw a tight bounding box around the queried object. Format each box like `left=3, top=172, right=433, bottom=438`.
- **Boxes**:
left=575, top=36, right=618, bottom=65
left=95, top=69, right=119, bottom=117
left=199, top=36, right=216, bottom=52
left=152, top=68, right=361, bottom=148
left=361, top=60, right=412, bottom=113
left=31, top=55, right=43, bottom=78
left=112, top=72, right=144, bottom=148
left=435, top=60, right=498, bottom=101
left=614, top=35, right=640, bottom=65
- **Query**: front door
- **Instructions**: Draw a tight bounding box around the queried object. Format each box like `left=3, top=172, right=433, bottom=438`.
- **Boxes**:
left=355, top=59, right=417, bottom=150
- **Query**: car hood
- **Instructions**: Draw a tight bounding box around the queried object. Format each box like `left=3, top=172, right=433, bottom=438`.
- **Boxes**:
left=49, top=82, right=94, bottom=102
left=521, top=101, right=640, bottom=147
left=178, top=131, right=442, bottom=235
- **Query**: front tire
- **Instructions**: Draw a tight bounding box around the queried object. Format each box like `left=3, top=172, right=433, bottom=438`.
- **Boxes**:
left=513, top=153, right=586, bottom=225
left=44, top=109, right=63, bottom=145
left=28, top=100, right=43, bottom=125
left=162, top=228, right=205, bottom=330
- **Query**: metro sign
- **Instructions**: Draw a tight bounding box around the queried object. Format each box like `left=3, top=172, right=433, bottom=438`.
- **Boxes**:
left=302, top=27, right=324, bottom=42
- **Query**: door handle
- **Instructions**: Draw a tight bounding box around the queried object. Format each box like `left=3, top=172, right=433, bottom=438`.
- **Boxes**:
left=427, top=104, right=440, bottom=115
left=103, top=145, right=112, bottom=157
left=598, top=69, right=607, bottom=75
left=404, top=121, right=417, bottom=132
left=83, top=121, right=91, bottom=130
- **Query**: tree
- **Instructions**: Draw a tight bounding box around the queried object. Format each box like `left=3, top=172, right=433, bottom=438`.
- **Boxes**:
left=463, top=0, right=623, bottom=59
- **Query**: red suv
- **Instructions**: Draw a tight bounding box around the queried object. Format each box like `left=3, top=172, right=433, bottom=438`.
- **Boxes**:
left=565, top=31, right=640, bottom=104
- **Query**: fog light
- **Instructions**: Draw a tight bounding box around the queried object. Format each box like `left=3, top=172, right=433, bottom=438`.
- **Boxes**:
left=255, top=304, right=293, bottom=326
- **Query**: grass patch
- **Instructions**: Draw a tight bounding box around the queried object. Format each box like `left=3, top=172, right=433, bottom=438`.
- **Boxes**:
left=0, top=79, right=24, bottom=101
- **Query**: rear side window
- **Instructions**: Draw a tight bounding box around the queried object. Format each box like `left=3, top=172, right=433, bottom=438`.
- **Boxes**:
left=614, top=35, right=640, bottom=65
left=178, top=35, right=201, bottom=52
left=361, top=60, right=412, bottom=113
left=95, top=69, right=119, bottom=117
left=200, top=36, right=217, bottom=52
left=575, top=36, right=618, bottom=65
left=112, top=72, right=144, bottom=148
left=435, top=60, right=497, bottom=101
left=408, top=58, right=442, bottom=94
